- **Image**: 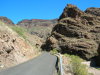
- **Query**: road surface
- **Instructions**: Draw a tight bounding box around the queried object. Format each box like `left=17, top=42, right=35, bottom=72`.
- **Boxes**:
left=0, top=52, right=57, bottom=75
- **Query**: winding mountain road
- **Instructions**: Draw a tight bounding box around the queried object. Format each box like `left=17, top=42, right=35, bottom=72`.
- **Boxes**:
left=0, top=52, right=57, bottom=75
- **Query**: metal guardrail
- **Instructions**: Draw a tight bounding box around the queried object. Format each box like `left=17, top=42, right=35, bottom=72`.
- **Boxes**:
left=59, top=54, right=63, bottom=75
left=55, top=53, right=63, bottom=75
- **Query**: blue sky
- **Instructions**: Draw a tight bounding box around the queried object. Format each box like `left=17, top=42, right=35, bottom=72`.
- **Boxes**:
left=0, top=0, right=100, bottom=24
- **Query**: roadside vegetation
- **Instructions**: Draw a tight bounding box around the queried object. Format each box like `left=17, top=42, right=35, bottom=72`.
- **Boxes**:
left=50, top=49, right=59, bottom=55
left=50, top=49, right=92, bottom=75
left=65, top=54, right=93, bottom=75
left=96, top=68, right=100, bottom=70
left=0, top=21, right=5, bottom=26
left=11, top=26, right=27, bottom=39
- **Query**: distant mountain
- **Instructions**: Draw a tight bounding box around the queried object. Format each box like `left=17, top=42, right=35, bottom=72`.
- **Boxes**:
left=0, top=16, right=57, bottom=39
left=17, top=19, right=57, bottom=27
left=17, top=19, right=57, bottom=39
left=0, top=16, right=14, bottom=25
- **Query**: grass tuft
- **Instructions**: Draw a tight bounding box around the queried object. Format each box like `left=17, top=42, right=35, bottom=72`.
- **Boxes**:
left=11, top=26, right=27, bottom=39
left=65, top=54, right=89, bottom=75
left=50, top=49, right=59, bottom=55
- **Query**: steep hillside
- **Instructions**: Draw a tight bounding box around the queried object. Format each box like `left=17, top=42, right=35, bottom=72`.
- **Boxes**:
left=0, top=21, right=41, bottom=70
left=17, top=19, right=57, bottom=39
left=0, top=16, right=14, bottom=25
left=42, top=4, right=100, bottom=66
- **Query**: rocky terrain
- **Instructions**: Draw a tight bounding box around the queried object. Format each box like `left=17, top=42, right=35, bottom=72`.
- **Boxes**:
left=85, top=7, right=100, bottom=16
left=0, top=16, right=14, bottom=25
left=17, top=19, right=57, bottom=39
left=0, top=21, right=42, bottom=69
left=42, top=4, right=100, bottom=66
left=0, top=3, right=100, bottom=75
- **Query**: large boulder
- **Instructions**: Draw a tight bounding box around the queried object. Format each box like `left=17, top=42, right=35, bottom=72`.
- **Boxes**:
left=42, top=4, right=100, bottom=61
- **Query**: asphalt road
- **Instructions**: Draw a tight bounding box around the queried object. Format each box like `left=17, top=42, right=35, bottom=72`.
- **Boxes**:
left=0, top=52, right=57, bottom=75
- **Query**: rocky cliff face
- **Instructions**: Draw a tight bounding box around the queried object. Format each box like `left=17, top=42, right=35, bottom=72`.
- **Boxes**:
left=0, top=16, right=14, bottom=25
left=42, top=4, right=100, bottom=65
left=17, top=19, right=57, bottom=39
left=85, top=7, right=100, bottom=16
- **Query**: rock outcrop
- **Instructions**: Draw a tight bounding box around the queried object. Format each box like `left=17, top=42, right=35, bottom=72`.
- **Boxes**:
left=42, top=4, right=100, bottom=62
left=0, top=21, right=39, bottom=69
left=17, top=19, right=57, bottom=39
left=85, top=7, right=100, bottom=16
left=0, top=16, right=14, bottom=25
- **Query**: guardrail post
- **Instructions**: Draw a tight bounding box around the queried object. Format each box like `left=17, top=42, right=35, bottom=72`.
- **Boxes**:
left=59, top=54, right=63, bottom=75
left=55, top=53, right=63, bottom=75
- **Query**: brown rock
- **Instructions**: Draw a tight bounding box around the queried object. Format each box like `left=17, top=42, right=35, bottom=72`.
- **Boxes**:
left=85, top=7, right=100, bottom=16
left=0, top=16, right=14, bottom=25
left=42, top=4, right=100, bottom=61
left=0, top=22, right=38, bottom=69
left=59, top=4, right=84, bottom=20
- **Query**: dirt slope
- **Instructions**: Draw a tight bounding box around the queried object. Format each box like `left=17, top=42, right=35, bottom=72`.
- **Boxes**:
left=0, top=21, right=41, bottom=70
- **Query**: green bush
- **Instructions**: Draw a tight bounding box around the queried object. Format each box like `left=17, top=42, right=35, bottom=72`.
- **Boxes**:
left=11, top=26, right=27, bottom=39
left=50, top=49, right=58, bottom=55
left=96, top=68, right=100, bottom=70
left=65, top=54, right=89, bottom=75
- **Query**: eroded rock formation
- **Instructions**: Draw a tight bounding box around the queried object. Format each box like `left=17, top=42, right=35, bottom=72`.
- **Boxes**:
left=42, top=4, right=100, bottom=63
